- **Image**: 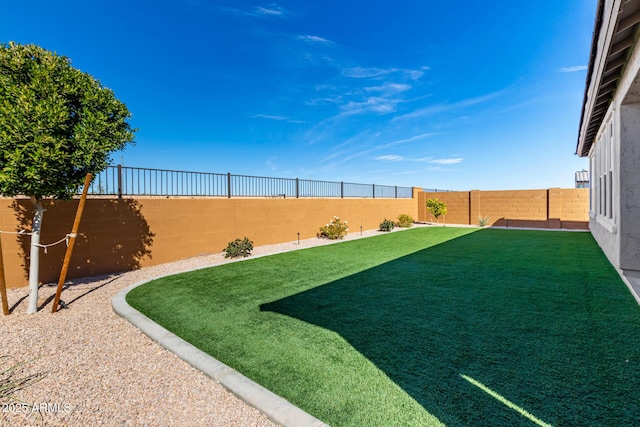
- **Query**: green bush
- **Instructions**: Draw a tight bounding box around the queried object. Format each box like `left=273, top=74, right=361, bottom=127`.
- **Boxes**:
left=379, top=219, right=395, bottom=232
left=478, top=216, right=490, bottom=227
left=397, top=214, right=414, bottom=228
left=223, top=237, right=254, bottom=258
left=319, top=216, right=349, bottom=240
left=426, top=198, right=447, bottom=223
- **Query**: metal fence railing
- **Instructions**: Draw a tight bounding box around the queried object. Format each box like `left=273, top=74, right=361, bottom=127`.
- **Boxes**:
left=422, top=188, right=454, bottom=193
left=87, top=165, right=415, bottom=199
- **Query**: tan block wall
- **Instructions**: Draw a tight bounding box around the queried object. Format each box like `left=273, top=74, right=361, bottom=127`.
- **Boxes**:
left=0, top=188, right=588, bottom=288
left=418, top=188, right=589, bottom=229
left=556, top=188, right=590, bottom=221
left=479, top=190, right=548, bottom=226
left=0, top=196, right=417, bottom=288
left=418, top=192, right=469, bottom=224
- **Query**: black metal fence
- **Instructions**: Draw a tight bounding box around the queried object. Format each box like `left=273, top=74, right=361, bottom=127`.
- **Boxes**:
left=423, top=188, right=455, bottom=193
left=88, top=165, right=414, bottom=199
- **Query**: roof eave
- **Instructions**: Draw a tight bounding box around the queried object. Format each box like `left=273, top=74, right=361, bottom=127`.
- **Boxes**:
left=576, top=0, right=605, bottom=157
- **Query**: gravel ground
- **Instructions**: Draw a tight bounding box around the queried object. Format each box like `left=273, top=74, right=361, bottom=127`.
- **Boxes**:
left=1, top=225, right=430, bottom=427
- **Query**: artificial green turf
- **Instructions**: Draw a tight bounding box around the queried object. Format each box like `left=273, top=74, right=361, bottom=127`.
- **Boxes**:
left=127, top=228, right=640, bottom=426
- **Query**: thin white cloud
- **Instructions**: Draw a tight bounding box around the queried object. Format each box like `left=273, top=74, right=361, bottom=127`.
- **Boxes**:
left=381, top=132, right=435, bottom=148
left=336, top=83, right=418, bottom=117
left=374, top=155, right=404, bottom=161
left=560, top=65, right=587, bottom=73
left=321, top=150, right=348, bottom=163
left=266, top=156, right=278, bottom=171
left=334, top=88, right=413, bottom=118
left=298, top=35, right=333, bottom=44
left=306, top=96, right=343, bottom=106
left=305, top=64, right=428, bottom=121
left=252, top=114, right=305, bottom=124
left=343, top=66, right=425, bottom=80
left=340, top=97, right=398, bottom=116
left=223, top=4, right=286, bottom=18
left=394, top=89, right=508, bottom=122
left=253, top=114, right=285, bottom=120
left=314, top=84, right=337, bottom=91
left=374, top=153, right=459, bottom=163
left=325, top=130, right=380, bottom=153
left=365, top=83, right=411, bottom=94
left=321, top=132, right=435, bottom=167
left=407, top=69, right=426, bottom=80
left=429, top=158, right=463, bottom=164
left=256, top=5, right=284, bottom=16
left=343, top=67, right=394, bottom=78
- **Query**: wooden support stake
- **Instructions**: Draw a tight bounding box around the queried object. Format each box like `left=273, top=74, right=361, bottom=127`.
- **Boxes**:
left=0, top=234, right=9, bottom=315
left=52, top=173, right=92, bottom=313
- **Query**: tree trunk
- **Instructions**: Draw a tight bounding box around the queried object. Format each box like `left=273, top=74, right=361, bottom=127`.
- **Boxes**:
left=27, top=198, right=44, bottom=314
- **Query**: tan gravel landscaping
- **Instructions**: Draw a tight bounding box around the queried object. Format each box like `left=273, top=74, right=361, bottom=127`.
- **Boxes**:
left=1, top=225, right=426, bottom=426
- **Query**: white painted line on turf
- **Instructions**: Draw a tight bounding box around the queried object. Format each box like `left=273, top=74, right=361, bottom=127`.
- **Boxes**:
left=460, top=374, right=554, bottom=427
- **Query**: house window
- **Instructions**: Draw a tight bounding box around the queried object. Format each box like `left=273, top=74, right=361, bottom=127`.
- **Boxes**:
left=589, top=158, right=594, bottom=212
left=589, top=115, right=615, bottom=226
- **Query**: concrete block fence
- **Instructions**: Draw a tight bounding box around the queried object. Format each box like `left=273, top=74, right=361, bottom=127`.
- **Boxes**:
left=418, top=188, right=589, bottom=229
left=0, top=187, right=588, bottom=288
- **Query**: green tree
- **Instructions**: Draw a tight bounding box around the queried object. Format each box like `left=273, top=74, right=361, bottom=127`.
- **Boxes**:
left=426, top=197, right=447, bottom=223
left=0, top=42, right=136, bottom=313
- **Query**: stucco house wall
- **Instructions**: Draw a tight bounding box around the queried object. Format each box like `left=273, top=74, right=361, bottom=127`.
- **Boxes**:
left=578, top=0, right=640, bottom=303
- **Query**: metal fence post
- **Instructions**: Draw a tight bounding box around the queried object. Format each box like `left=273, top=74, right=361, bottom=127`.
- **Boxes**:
left=117, top=164, right=123, bottom=199
left=395, top=186, right=398, bottom=199
left=227, top=173, right=231, bottom=198
left=295, top=178, right=299, bottom=198
left=341, top=181, right=344, bottom=199
left=372, top=184, right=375, bottom=199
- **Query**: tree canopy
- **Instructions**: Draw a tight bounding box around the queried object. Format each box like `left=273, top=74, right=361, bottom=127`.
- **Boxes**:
left=0, top=42, right=136, bottom=200
left=426, top=197, right=447, bottom=220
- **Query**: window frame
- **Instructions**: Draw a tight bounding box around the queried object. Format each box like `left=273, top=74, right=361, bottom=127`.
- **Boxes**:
left=589, top=111, right=616, bottom=233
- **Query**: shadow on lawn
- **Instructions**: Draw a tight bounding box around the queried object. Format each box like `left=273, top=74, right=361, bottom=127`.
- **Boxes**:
left=261, top=229, right=640, bottom=426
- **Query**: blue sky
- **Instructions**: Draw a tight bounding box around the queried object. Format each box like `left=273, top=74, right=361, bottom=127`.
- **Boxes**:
left=2, top=1, right=595, bottom=190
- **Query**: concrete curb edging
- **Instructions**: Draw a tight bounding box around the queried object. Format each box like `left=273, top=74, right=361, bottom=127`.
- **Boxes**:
left=112, top=280, right=329, bottom=427
left=110, top=226, right=431, bottom=426
left=110, top=224, right=584, bottom=426
left=110, top=227, right=431, bottom=427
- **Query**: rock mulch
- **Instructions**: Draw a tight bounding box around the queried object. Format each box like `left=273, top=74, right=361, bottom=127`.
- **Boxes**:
left=0, top=225, right=426, bottom=426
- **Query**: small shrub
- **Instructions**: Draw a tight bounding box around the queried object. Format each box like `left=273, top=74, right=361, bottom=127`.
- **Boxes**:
left=318, top=216, right=349, bottom=240
left=396, top=214, right=414, bottom=228
left=478, top=215, right=490, bottom=227
left=1, top=356, right=48, bottom=402
left=379, top=219, right=395, bottom=232
left=426, top=198, right=447, bottom=223
left=223, top=237, right=254, bottom=258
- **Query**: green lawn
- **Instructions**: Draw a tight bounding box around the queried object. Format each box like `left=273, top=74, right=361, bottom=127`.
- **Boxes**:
left=127, top=227, right=640, bottom=426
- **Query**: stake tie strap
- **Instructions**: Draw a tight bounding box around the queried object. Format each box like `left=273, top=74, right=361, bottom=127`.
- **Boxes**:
left=34, top=233, right=78, bottom=254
